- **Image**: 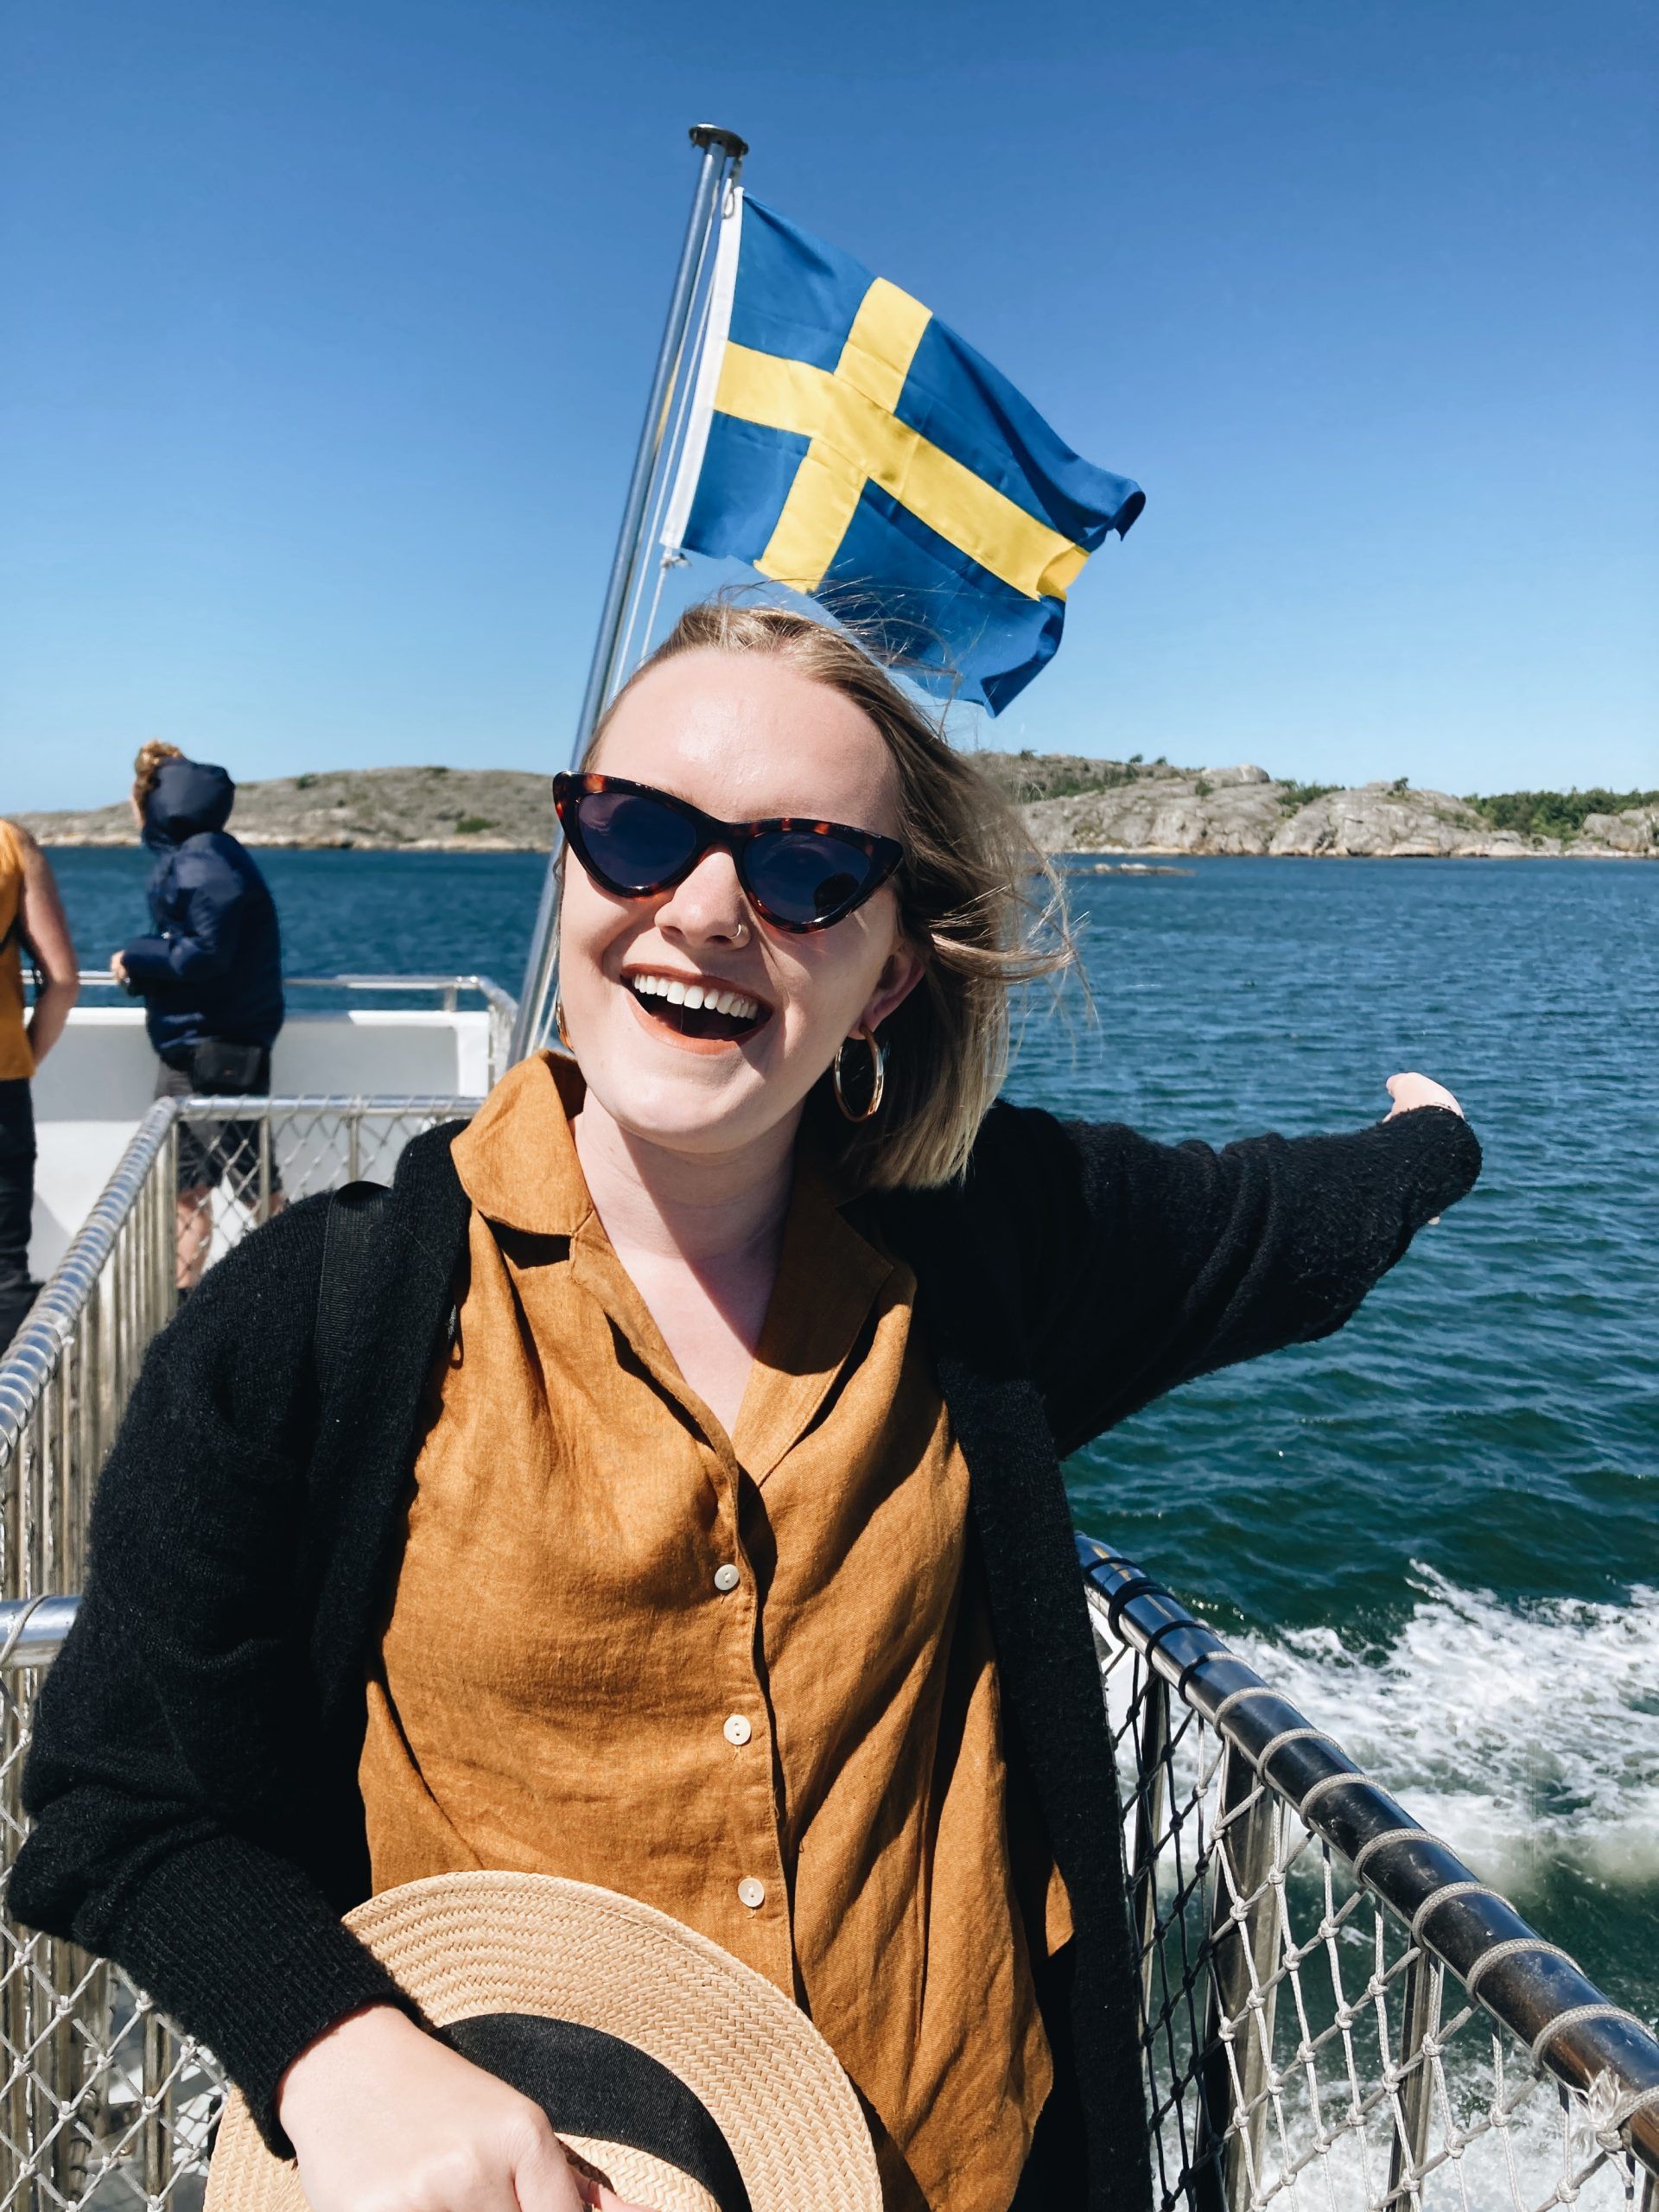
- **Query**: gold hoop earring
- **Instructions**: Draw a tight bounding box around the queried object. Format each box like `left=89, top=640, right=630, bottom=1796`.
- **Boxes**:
left=554, top=997, right=573, bottom=1052
left=833, top=1027, right=887, bottom=1122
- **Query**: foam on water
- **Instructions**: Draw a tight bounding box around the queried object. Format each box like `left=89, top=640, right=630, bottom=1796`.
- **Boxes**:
left=1231, top=1567, right=1659, bottom=1896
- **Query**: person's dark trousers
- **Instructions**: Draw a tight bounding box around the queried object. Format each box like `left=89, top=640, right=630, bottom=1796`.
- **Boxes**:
left=0, top=1079, right=41, bottom=1354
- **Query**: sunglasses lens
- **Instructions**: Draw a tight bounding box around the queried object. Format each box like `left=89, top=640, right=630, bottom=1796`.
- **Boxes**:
left=747, top=830, right=874, bottom=927
left=575, top=789, right=700, bottom=892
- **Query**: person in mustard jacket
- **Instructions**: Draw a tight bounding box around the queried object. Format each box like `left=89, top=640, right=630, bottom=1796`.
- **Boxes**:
left=0, top=817, right=79, bottom=1350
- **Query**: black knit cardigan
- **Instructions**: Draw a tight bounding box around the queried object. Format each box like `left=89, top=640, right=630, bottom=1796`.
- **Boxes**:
left=10, top=1097, right=1480, bottom=2212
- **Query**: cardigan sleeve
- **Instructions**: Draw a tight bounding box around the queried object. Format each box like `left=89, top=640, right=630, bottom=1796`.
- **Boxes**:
left=970, top=1100, right=1482, bottom=1459
left=9, top=1197, right=415, bottom=2152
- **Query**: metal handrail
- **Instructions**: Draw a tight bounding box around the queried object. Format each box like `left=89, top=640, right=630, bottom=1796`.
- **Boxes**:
left=70, top=969, right=514, bottom=1010
left=60, top=969, right=518, bottom=1083
left=0, top=1592, right=79, bottom=1669
left=0, top=1099, right=179, bottom=1449
left=1077, top=1533, right=1659, bottom=2183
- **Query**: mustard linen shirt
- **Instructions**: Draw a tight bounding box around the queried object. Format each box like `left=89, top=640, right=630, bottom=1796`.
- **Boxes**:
left=359, top=1053, right=1069, bottom=2210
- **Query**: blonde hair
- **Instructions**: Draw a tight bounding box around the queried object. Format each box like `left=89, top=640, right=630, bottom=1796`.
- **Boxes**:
left=582, top=601, right=1074, bottom=1192
left=132, top=741, right=185, bottom=810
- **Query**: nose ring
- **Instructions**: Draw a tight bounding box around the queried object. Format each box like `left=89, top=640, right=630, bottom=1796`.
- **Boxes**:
left=732, top=918, right=750, bottom=946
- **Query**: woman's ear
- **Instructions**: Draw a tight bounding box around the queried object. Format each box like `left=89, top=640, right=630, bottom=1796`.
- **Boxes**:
left=860, top=940, right=925, bottom=1034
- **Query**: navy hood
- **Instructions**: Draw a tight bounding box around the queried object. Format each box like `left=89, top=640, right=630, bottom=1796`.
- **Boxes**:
left=142, top=760, right=236, bottom=851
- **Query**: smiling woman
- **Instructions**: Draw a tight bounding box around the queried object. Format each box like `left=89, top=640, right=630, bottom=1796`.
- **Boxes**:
left=13, top=599, right=1484, bottom=2212
left=556, top=599, right=1073, bottom=1198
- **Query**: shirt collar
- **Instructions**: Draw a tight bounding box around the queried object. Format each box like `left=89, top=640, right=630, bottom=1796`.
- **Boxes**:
left=450, top=1048, right=891, bottom=1289
left=450, top=1049, right=594, bottom=1236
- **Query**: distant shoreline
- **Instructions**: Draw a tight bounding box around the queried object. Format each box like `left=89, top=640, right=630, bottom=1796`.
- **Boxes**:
left=38, top=838, right=1656, bottom=863
left=16, top=756, right=1657, bottom=861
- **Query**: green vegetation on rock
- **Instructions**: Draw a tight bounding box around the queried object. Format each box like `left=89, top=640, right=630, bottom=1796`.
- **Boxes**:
left=1461, top=788, right=1659, bottom=841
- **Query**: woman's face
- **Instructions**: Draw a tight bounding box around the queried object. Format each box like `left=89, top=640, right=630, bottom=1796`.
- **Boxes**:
left=557, top=648, right=923, bottom=1164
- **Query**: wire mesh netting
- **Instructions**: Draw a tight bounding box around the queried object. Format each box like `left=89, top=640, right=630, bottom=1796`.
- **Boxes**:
left=180, top=1096, right=478, bottom=1276
left=0, top=1668, right=223, bottom=2209
left=1088, top=1580, right=1656, bottom=2212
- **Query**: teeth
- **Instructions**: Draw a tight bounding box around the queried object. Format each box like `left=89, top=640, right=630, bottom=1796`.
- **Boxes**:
left=629, top=975, right=762, bottom=1023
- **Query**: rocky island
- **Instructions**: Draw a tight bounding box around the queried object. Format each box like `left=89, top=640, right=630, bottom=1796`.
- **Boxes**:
left=13, top=757, right=1657, bottom=859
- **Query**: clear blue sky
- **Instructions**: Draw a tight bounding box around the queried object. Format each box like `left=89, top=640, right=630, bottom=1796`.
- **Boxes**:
left=3, top=0, right=1654, bottom=813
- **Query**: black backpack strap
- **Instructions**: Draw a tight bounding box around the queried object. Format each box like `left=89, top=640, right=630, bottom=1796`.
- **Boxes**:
left=315, top=1179, right=393, bottom=1402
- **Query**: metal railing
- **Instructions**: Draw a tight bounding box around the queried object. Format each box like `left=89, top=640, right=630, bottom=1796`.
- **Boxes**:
left=0, top=1106, right=176, bottom=1605
left=1079, top=1536, right=1659, bottom=2212
left=0, top=1548, right=1653, bottom=2210
left=1, top=1095, right=481, bottom=1603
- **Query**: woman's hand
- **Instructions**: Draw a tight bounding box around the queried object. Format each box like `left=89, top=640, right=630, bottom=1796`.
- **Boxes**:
left=1383, top=1073, right=1465, bottom=1225
left=1383, top=1071, right=1463, bottom=1121
left=276, top=2004, right=657, bottom=2212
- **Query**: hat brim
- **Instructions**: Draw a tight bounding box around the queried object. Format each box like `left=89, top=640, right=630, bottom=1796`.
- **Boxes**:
left=205, top=1872, right=882, bottom=2212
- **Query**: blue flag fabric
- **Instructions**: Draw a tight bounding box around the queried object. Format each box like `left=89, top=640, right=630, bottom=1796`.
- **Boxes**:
left=663, top=194, right=1144, bottom=715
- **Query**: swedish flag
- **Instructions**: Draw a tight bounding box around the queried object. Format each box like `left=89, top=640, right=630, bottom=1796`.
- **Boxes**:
left=661, top=194, right=1145, bottom=715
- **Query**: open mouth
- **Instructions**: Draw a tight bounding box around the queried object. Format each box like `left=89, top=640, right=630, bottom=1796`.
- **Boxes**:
left=626, top=971, right=771, bottom=1042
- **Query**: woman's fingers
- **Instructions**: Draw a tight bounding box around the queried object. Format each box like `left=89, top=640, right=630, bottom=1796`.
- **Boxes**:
left=1383, top=1071, right=1464, bottom=1121
left=277, top=2005, right=605, bottom=2212
left=569, top=2171, right=659, bottom=2211
left=508, top=2127, right=594, bottom=2212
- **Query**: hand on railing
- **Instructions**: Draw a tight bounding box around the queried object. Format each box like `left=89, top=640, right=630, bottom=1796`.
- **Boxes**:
left=276, top=2004, right=659, bottom=2212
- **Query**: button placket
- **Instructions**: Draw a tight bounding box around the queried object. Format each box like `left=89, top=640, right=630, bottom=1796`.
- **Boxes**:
left=701, top=1459, right=791, bottom=1974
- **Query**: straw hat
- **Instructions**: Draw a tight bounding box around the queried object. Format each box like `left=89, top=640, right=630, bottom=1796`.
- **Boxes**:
left=206, top=1872, right=882, bottom=2212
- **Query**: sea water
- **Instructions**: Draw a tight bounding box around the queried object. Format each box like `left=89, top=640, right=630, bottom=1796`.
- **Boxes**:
left=45, top=849, right=1659, bottom=2028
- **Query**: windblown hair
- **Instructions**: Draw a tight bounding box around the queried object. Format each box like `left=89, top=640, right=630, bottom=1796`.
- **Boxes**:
left=131, top=741, right=185, bottom=810
left=582, top=601, right=1075, bottom=1191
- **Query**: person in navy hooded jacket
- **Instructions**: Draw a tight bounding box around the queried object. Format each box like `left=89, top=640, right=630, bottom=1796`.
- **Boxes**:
left=113, top=742, right=285, bottom=1290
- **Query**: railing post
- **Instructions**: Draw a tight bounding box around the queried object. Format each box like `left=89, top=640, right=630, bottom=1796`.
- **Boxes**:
left=1196, top=1743, right=1281, bottom=2212
left=257, top=1112, right=273, bottom=1225
left=1386, top=1951, right=1442, bottom=2207
left=140, top=2003, right=168, bottom=2198
left=1128, top=1669, right=1171, bottom=2015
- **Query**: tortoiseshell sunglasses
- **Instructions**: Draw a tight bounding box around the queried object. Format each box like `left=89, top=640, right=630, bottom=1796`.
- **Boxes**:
left=553, top=772, right=904, bottom=934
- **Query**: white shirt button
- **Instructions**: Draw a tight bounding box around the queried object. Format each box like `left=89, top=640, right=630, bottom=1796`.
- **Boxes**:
left=714, top=1563, right=741, bottom=1594
left=723, top=1713, right=753, bottom=1747
left=737, top=1876, right=766, bottom=1910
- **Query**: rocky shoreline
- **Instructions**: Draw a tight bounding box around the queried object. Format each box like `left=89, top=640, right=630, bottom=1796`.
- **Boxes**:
left=14, top=758, right=1657, bottom=859
left=997, top=758, right=1658, bottom=860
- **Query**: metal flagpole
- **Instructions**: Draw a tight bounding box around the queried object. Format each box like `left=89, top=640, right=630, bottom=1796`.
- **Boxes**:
left=509, top=121, right=748, bottom=1065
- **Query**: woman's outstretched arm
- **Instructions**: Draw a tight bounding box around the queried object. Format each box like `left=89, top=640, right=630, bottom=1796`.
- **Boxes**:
left=969, top=1075, right=1480, bottom=1458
